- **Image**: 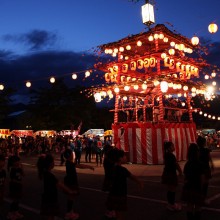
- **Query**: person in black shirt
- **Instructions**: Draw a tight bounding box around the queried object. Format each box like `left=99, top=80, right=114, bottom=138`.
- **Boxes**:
left=196, top=135, right=214, bottom=205
left=37, top=154, right=76, bottom=220
left=106, top=149, right=143, bottom=220
left=161, top=141, right=182, bottom=211
left=181, top=143, right=205, bottom=220
left=0, top=155, right=6, bottom=217
left=63, top=149, right=94, bottom=220
left=7, top=155, right=24, bottom=219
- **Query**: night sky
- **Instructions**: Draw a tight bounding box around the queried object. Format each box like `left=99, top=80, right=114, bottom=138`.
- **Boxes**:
left=0, top=0, right=219, bottom=103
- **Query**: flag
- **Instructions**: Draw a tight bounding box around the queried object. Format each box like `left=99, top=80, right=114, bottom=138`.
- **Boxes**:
left=77, top=121, right=82, bottom=133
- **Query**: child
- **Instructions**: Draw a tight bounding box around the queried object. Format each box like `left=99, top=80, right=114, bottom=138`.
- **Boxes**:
left=37, top=154, right=76, bottom=220
left=105, top=149, right=143, bottom=220
left=63, top=148, right=94, bottom=220
left=161, top=141, right=182, bottom=211
left=181, top=143, right=205, bottom=220
left=7, top=155, right=24, bottom=219
left=0, top=155, right=6, bottom=217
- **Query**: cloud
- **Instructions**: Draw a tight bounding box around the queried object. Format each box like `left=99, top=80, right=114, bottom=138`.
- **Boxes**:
left=2, top=29, right=58, bottom=50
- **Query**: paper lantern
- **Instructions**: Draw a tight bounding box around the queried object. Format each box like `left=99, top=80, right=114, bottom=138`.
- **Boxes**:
left=0, top=84, right=4, bottom=90
left=50, top=77, right=55, bottom=83
left=160, top=81, right=168, bottom=93
left=26, top=81, right=31, bottom=88
left=191, top=36, right=199, bottom=45
left=208, top=23, right=218, bottom=33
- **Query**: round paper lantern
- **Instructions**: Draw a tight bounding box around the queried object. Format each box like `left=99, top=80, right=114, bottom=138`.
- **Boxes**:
left=26, top=81, right=31, bottom=88
left=50, top=77, right=55, bottom=83
left=72, top=74, right=77, bottom=79
left=160, top=81, right=168, bottom=93
left=191, top=36, right=199, bottom=45
left=208, top=23, right=218, bottom=33
left=0, top=84, right=4, bottom=90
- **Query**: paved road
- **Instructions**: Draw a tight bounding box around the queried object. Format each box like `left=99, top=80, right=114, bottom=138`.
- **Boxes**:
left=2, top=150, right=220, bottom=220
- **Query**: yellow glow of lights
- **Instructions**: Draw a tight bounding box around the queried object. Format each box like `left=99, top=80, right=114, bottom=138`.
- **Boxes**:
left=168, top=49, right=175, bottom=55
left=133, top=85, right=139, bottom=90
left=137, top=41, right=142, bottom=46
left=160, top=81, right=168, bottom=93
left=148, top=35, right=154, bottom=41
left=191, top=36, right=199, bottom=45
left=161, top=53, right=166, bottom=59
left=208, top=23, right=218, bottom=33
left=119, top=47, right=124, bottom=52
left=204, top=75, right=209, bottom=80
left=142, top=84, right=147, bottom=90
left=85, top=71, right=90, bottom=77
left=211, top=71, right=216, bottom=77
left=72, top=74, right=77, bottom=79
left=26, top=81, right=31, bottom=88
left=0, top=84, right=4, bottom=90
left=163, top=37, right=168, bottom=42
left=50, top=77, right=55, bottom=83
left=124, top=86, right=130, bottom=91
left=126, top=45, right=131, bottom=50
left=114, top=87, right=120, bottom=93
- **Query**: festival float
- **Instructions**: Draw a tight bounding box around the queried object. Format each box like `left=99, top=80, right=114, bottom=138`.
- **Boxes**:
left=88, top=2, right=216, bottom=164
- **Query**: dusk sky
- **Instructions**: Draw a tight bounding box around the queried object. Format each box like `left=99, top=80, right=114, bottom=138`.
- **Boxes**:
left=0, top=0, right=219, bottom=103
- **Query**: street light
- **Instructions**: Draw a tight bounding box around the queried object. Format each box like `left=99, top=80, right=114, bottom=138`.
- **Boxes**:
left=141, top=0, right=155, bottom=27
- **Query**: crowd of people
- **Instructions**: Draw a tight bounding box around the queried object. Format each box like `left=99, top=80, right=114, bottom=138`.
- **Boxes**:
left=0, top=133, right=216, bottom=220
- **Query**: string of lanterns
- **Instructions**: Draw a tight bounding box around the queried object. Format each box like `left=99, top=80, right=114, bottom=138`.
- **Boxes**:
left=0, top=68, right=96, bottom=91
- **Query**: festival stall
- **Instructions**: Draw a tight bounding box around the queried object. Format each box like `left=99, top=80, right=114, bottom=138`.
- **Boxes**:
left=90, top=22, right=210, bottom=164
left=0, top=129, right=10, bottom=138
left=58, top=130, right=79, bottom=138
left=10, top=130, right=34, bottom=137
left=34, top=130, right=57, bottom=137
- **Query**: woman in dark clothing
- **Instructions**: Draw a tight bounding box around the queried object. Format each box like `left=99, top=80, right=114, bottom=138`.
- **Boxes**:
left=106, top=149, right=143, bottom=220
left=196, top=135, right=214, bottom=204
left=37, top=154, right=75, bottom=220
left=161, top=141, right=182, bottom=211
left=63, top=149, right=94, bottom=220
left=182, top=143, right=205, bottom=220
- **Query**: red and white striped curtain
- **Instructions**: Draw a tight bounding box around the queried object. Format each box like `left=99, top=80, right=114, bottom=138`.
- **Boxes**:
left=112, top=122, right=197, bottom=165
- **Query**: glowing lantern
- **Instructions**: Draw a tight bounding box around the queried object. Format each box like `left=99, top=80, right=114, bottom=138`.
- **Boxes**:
left=159, top=33, right=164, bottom=39
left=161, top=53, right=166, bottom=59
left=163, top=37, right=168, bottom=42
left=85, top=71, right=90, bottom=77
left=133, top=85, right=139, bottom=90
left=119, top=47, right=124, bottom=52
left=94, top=92, right=101, bottom=102
left=126, top=45, right=131, bottom=50
left=50, top=77, right=55, bottom=83
left=0, top=84, right=4, bottom=90
left=114, top=87, right=120, bottom=93
left=211, top=71, right=216, bottom=77
left=141, top=1, right=155, bottom=26
left=72, top=74, right=77, bottom=79
left=160, top=81, right=168, bottom=93
left=183, top=85, right=188, bottom=91
left=168, top=49, right=175, bottom=55
left=154, top=80, right=160, bottom=86
left=204, top=113, right=207, bottom=117
left=148, top=35, right=154, bottom=41
left=170, top=41, right=175, bottom=47
left=137, top=41, right=142, bottom=46
left=123, top=96, right=127, bottom=101
left=204, top=75, right=209, bottom=80
left=154, top=34, right=159, bottom=39
left=208, top=23, right=218, bottom=33
left=124, top=86, right=130, bottom=91
left=212, top=81, right=216, bottom=86
left=142, top=84, right=147, bottom=90
left=113, top=48, right=118, bottom=53
left=199, top=111, right=203, bottom=115
left=26, top=81, right=31, bottom=88
left=191, top=36, right=199, bottom=45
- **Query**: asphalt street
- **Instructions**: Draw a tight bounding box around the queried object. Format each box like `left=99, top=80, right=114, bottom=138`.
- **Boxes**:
left=1, top=150, right=220, bottom=220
